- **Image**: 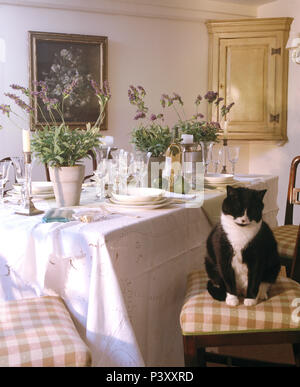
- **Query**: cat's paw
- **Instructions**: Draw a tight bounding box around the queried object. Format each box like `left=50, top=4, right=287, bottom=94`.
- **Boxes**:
left=244, top=298, right=257, bottom=306
left=226, top=293, right=239, bottom=306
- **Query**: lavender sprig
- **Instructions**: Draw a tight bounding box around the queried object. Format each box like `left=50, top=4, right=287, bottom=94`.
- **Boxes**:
left=4, top=93, right=33, bottom=113
left=0, top=104, right=11, bottom=117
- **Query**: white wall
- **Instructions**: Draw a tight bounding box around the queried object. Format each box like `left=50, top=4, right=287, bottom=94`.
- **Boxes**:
left=0, top=1, right=253, bottom=180
left=253, top=0, right=300, bottom=224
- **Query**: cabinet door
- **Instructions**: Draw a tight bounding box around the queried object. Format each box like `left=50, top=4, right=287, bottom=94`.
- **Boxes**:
left=218, top=36, right=280, bottom=140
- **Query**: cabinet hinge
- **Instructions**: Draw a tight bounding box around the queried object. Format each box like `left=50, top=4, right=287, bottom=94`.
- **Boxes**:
left=271, top=48, right=281, bottom=55
left=270, top=114, right=280, bottom=123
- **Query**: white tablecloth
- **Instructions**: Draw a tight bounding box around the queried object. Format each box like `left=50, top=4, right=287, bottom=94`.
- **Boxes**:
left=0, top=174, right=278, bottom=367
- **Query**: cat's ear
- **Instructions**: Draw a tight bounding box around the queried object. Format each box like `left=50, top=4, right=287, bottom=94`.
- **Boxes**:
left=257, top=189, right=267, bottom=201
left=226, top=185, right=237, bottom=197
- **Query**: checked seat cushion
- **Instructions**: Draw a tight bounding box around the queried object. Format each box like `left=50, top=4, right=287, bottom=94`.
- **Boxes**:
left=273, top=225, right=299, bottom=259
left=180, top=270, right=300, bottom=336
left=0, top=296, right=91, bottom=367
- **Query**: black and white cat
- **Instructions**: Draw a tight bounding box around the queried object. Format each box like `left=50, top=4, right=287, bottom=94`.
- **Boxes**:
left=205, top=185, right=281, bottom=306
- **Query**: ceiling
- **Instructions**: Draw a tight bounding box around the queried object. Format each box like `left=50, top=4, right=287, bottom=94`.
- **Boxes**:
left=207, top=0, right=276, bottom=5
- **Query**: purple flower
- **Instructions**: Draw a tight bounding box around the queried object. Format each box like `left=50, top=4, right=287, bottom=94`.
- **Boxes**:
left=161, top=94, right=173, bottom=107
left=134, top=112, right=146, bottom=120
left=103, top=80, right=111, bottom=98
left=4, top=93, right=33, bottom=113
left=150, top=114, right=157, bottom=121
left=195, top=95, right=202, bottom=106
left=90, top=79, right=101, bottom=95
left=0, top=104, right=11, bottom=116
left=215, top=97, right=224, bottom=106
left=221, top=102, right=235, bottom=116
left=204, top=91, right=218, bottom=103
left=192, top=113, right=204, bottom=120
left=10, top=84, right=27, bottom=94
left=63, top=78, right=79, bottom=96
left=172, top=93, right=183, bottom=105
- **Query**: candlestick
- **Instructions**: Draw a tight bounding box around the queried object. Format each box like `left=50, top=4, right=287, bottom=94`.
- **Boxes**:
left=15, top=152, right=43, bottom=216
left=22, top=129, right=31, bottom=152
left=223, top=120, right=228, bottom=139
left=221, top=139, right=228, bottom=174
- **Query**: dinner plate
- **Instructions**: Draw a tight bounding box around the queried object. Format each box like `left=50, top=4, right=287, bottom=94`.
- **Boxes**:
left=111, top=187, right=165, bottom=203
left=13, top=181, right=54, bottom=194
left=204, top=173, right=234, bottom=184
left=105, top=197, right=172, bottom=210
left=7, top=190, right=55, bottom=200
left=109, top=196, right=168, bottom=206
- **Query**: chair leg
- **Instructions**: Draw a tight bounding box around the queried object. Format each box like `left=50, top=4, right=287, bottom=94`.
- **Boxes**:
left=293, top=344, right=300, bottom=367
left=183, top=336, right=206, bottom=367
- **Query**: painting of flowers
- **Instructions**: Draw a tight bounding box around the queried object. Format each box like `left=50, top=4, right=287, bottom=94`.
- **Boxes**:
left=29, top=31, right=108, bottom=130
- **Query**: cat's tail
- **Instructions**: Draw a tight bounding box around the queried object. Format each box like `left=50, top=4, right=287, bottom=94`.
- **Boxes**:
left=207, top=280, right=226, bottom=301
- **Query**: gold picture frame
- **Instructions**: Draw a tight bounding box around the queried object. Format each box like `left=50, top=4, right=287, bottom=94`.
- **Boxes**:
left=29, top=31, right=108, bottom=130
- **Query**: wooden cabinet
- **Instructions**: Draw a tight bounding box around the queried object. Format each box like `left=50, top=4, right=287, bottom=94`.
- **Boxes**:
left=206, top=18, right=293, bottom=142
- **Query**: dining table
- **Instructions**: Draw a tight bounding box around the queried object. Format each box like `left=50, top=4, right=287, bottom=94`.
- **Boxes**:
left=0, top=174, right=279, bottom=367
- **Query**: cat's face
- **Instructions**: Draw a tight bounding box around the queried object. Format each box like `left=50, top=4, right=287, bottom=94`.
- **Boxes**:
left=222, top=186, right=267, bottom=227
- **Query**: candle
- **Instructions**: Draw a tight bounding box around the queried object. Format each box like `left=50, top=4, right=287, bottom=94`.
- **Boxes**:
left=223, top=121, right=229, bottom=138
left=181, top=134, right=194, bottom=144
left=22, top=129, right=31, bottom=152
left=103, top=136, right=114, bottom=146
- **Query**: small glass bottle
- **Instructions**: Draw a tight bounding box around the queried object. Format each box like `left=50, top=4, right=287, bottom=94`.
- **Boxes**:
left=164, top=129, right=183, bottom=193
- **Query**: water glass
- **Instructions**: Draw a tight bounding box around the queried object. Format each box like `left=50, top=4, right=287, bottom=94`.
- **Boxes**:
left=200, top=141, right=214, bottom=175
left=227, top=146, right=240, bottom=175
left=211, top=147, right=224, bottom=174
left=132, top=151, right=151, bottom=187
left=0, top=160, right=12, bottom=204
left=11, top=156, right=26, bottom=183
left=94, top=159, right=108, bottom=199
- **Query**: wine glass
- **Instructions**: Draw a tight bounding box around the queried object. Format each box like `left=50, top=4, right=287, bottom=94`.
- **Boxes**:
left=0, top=160, right=12, bottom=204
left=227, top=146, right=240, bottom=175
left=131, top=151, right=151, bottom=188
left=119, top=151, right=134, bottom=194
left=11, top=156, right=26, bottom=184
left=200, top=141, right=214, bottom=175
left=211, top=147, right=224, bottom=174
left=94, top=159, right=108, bottom=199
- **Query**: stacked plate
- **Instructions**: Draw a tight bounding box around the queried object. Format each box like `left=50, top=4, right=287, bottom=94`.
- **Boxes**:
left=9, top=181, right=55, bottom=199
left=106, top=187, right=172, bottom=209
left=204, top=173, right=236, bottom=189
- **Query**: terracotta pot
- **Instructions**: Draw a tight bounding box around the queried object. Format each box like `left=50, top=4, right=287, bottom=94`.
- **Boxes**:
left=49, top=165, right=85, bottom=207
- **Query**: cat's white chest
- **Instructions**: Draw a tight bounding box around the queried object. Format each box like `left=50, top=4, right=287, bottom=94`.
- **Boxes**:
left=221, top=213, right=262, bottom=296
left=231, top=251, right=248, bottom=295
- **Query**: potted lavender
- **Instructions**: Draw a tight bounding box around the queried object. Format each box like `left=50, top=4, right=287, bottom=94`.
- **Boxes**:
left=0, top=79, right=111, bottom=206
left=161, top=91, right=234, bottom=175
left=128, top=85, right=172, bottom=187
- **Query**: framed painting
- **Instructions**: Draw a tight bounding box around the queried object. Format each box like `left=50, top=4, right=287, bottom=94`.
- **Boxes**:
left=29, top=31, right=108, bottom=130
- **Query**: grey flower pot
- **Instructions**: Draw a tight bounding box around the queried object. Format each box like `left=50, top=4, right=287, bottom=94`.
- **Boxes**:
left=49, top=165, right=85, bottom=207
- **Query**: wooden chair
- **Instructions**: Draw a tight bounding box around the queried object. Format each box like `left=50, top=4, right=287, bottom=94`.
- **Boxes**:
left=180, top=225, right=300, bottom=367
left=44, top=150, right=97, bottom=182
left=272, top=155, right=300, bottom=276
left=0, top=296, right=91, bottom=367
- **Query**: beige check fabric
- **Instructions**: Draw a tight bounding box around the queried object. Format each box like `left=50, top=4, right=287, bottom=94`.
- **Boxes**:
left=273, top=225, right=299, bottom=258
left=0, top=296, right=91, bottom=367
left=180, top=270, right=300, bottom=336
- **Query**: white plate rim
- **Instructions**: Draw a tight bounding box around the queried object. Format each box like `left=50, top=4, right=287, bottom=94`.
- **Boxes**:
left=109, top=196, right=168, bottom=206
left=105, top=197, right=172, bottom=209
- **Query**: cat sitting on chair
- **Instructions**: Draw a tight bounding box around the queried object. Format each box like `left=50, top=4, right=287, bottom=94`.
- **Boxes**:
left=205, top=186, right=280, bottom=306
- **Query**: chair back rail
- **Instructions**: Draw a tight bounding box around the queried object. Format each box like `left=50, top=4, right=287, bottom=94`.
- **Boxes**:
left=285, top=155, right=300, bottom=225
left=291, top=224, right=300, bottom=283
